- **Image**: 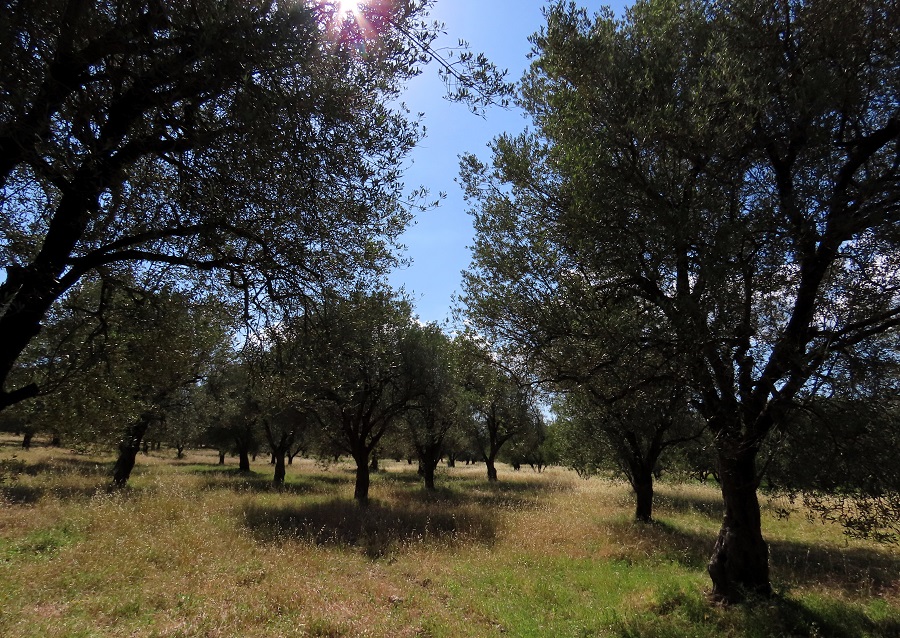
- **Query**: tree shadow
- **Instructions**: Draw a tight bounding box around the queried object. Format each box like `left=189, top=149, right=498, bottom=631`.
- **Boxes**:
left=0, top=457, right=112, bottom=478
left=385, top=471, right=574, bottom=511
left=652, top=489, right=724, bottom=522
left=608, top=518, right=900, bottom=598
left=0, top=457, right=114, bottom=504
left=617, top=585, right=900, bottom=638
left=190, top=466, right=352, bottom=495
left=241, top=497, right=498, bottom=558
left=770, top=538, right=899, bottom=596
left=605, top=518, right=714, bottom=570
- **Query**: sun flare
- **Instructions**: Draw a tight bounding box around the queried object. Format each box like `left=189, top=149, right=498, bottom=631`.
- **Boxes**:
left=335, top=0, right=360, bottom=16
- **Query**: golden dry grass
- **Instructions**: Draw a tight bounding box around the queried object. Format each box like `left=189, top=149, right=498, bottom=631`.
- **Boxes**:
left=0, top=435, right=897, bottom=637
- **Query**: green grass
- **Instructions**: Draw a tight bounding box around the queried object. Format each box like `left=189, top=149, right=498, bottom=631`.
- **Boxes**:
left=0, top=437, right=897, bottom=637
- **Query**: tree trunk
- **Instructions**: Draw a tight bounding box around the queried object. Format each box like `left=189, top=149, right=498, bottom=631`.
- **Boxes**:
left=632, top=470, right=654, bottom=523
left=421, top=457, right=437, bottom=490
left=218, top=450, right=226, bottom=465
left=50, top=432, right=61, bottom=447
left=113, top=442, right=140, bottom=487
left=446, top=454, right=456, bottom=468
left=354, top=456, right=371, bottom=505
left=113, top=416, right=153, bottom=487
left=21, top=431, right=33, bottom=449
left=273, top=452, right=286, bottom=486
left=238, top=448, right=251, bottom=472
left=369, top=452, right=379, bottom=472
left=708, top=446, right=772, bottom=603
left=486, top=457, right=498, bottom=482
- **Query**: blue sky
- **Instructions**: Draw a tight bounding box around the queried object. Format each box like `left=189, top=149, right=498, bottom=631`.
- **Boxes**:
left=387, top=0, right=624, bottom=324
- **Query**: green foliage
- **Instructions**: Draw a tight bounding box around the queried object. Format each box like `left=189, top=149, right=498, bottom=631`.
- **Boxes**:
left=0, top=0, right=510, bottom=410
left=455, top=334, right=541, bottom=479
left=460, top=0, right=900, bottom=594
left=6, top=278, right=233, bottom=449
left=764, top=398, right=900, bottom=543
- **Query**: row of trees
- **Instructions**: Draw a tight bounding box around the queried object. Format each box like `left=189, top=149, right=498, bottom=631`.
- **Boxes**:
left=0, top=283, right=553, bottom=502
left=460, top=0, right=900, bottom=604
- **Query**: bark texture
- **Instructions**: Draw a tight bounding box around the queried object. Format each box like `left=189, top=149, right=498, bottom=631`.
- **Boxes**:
left=708, top=447, right=772, bottom=602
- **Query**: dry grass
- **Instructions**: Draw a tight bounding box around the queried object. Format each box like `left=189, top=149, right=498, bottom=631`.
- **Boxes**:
left=0, top=436, right=897, bottom=637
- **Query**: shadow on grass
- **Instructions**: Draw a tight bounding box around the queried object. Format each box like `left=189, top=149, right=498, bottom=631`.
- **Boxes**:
left=0, top=457, right=112, bottom=478
left=384, top=469, right=574, bottom=511
left=0, top=457, right=114, bottom=504
left=606, top=518, right=900, bottom=597
left=190, top=466, right=352, bottom=496
left=770, top=538, right=899, bottom=595
left=617, top=585, right=900, bottom=638
left=653, top=490, right=724, bottom=521
left=241, top=497, right=498, bottom=558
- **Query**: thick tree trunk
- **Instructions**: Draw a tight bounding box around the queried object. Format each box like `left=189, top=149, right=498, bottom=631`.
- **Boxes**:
left=632, top=470, right=654, bottom=523
left=708, top=446, right=772, bottom=603
left=446, top=454, right=456, bottom=468
left=22, top=431, right=33, bottom=449
left=354, top=456, right=371, bottom=505
left=486, top=457, right=498, bottom=482
left=113, top=443, right=140, bottom=487
left=113, top=416, right=153, bottom=487
left=238, top=448, right=251, bottom=472
left=218, top=450, right=226, bottom=465
left=273, top=452, right=286, bottom=486
left=422, top=458, right=437, bottom=491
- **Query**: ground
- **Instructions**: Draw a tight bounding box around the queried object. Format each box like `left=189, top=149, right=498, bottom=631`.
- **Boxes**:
left=0, top=435, right=897, bottom=637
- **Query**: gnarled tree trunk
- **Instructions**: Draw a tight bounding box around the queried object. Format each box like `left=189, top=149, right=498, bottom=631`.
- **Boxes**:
left=485, top=455, right=498, bottom=482
left=113, top=414, right=154, bottom=487
left=631, top=469, right=655, bottom=523
left=354, top=453, right=371, bottom=505
left=708, top=444, right=771, bottom=602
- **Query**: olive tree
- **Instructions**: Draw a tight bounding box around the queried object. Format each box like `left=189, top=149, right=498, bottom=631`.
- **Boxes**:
left=461, top=0, right=900, bottom=602
left=290, top=289, right=423, bottom=504
left=401, top=323, right=461, bottom=490
left=0, top=0, right=508, bottom=410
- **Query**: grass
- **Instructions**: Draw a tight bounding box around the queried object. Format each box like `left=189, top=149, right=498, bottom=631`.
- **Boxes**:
left=0, top=436, right=897, bottom=637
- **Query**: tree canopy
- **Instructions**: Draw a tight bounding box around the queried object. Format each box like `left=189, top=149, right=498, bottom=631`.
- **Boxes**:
left=461, top=0, right=900, bottom=602
left=0, top=0, right=508, bottom=410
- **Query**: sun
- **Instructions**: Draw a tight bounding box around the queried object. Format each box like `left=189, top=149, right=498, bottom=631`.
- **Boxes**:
left=319, top=0, right=379, bottom=43
left=335, top=0, right=361, bottom=17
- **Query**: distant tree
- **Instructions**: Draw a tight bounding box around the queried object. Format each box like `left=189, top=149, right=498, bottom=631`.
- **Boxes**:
left=162, top=385, right=210, bottom=459
left=103, top=286, right=231, bottom=486
left=236, top=335, right=314, bottom=486
left=501, top=412, right=556, bottom=473
left=461, top=0, right=900, bottom=601
left=457, top=336, right=538, bottom=482
left=293, top=290, right=423, bottom=504
left=401, top=323, right=461, bottom=490
left=553, top=386, right=703, bottom=522
left=204, top=362, right=261, bottom=473
left=3, top=274, right=231, bottom=484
